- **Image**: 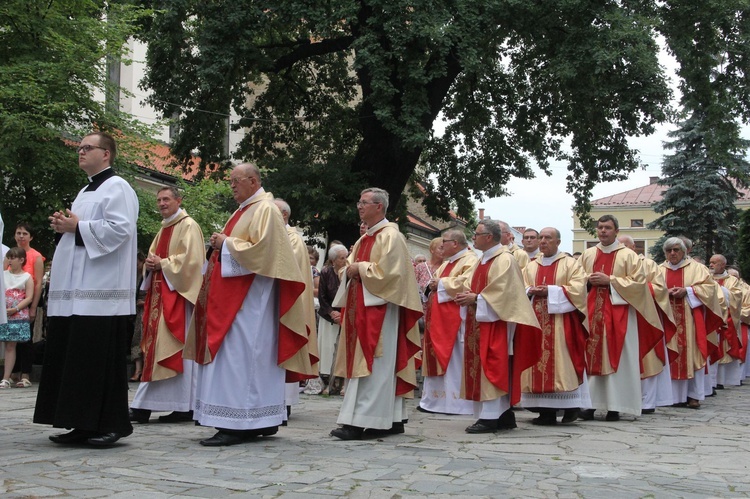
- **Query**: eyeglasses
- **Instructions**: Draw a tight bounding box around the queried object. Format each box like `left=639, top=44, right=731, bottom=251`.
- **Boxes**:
left=666, top=248, right=682, bottom=253
left=229, top=177, right=250, bottom=186
left=356, top=201, right=379, bottom=207
left=442, top=239, right=456, bottom=244
left=77, top=145, right=107, bottom=154
left=472, top=232, right=490, bottom=238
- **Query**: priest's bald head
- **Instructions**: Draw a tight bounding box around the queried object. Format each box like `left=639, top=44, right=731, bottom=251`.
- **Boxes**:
left=230, top=163, right=261, bottom=204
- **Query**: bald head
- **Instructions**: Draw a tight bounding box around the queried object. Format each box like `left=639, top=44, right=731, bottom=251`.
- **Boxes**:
left=709, top=254, right=727, bottom=275
left=617, top=235, right=635, bottom=251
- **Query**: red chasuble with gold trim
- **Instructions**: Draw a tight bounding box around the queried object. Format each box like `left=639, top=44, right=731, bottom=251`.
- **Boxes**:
left=193, top=206, right=255, bottom=363
left=141, top=223, right=187, bottom=381
left=586, top=249, right=628, bottom=375
left=341, top=229, right=422, bottom=396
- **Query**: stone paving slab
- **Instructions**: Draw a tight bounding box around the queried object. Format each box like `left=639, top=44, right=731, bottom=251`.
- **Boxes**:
left=0, top=383, right=749, bottom=497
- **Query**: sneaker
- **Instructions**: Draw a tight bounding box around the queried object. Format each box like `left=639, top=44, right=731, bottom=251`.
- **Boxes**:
left=0, top=379, right=11, bottom=389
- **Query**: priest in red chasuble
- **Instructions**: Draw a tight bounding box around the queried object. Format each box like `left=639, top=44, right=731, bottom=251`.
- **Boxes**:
left=659, top=238, right=724, bottom=409
left=520, top=227, right=588, bottom=425
left=728, top=268, right=750, bottom=381
left=130, top=186, right=205, bottom=424
left=710, top=254, right=744, bottom=388
left=618, top=235, right=677, bottom=414
left=454, top=219, right=541, bottom=434
left=184, top=163, right=316, bottom=447
left=578, top=215, right=661, bottom=422
left=419, top=229, right=477, bottom=415
left=330, top=188, right=422, bottom=441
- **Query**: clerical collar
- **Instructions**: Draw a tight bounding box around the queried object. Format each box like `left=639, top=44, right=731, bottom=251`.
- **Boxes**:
left=239, top=187, right=266, bottom=209
left=448, top=248, right=469, bottom=263
left=598, top=240, right=620, bottom=254
left=527, top=248, right=539, bottom=258
left=541, top=251, right=561, bottom=266
left=481, top=243, right=503, bottom=264
left=163, top=208, right=183, bottom=224
left=84, top=167, right=115, bottom=192
left=667, top=259, right=688, bottom=270
left=366, top=218, right=388, bottom=236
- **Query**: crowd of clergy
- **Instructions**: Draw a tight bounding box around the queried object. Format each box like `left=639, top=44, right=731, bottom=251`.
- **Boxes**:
left=30, top=133, right=750, bottom=447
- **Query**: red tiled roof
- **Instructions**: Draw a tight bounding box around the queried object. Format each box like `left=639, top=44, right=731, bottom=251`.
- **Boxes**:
left=593, top=180, right=750, bottom=207
left=133, top=141, right=217, bottom=181
left=407, top=214, right=440, bottom=232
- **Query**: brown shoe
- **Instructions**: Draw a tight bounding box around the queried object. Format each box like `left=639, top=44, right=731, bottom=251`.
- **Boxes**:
left=686, top=398, right=700, bottom=409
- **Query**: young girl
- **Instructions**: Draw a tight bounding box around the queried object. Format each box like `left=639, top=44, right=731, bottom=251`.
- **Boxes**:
left=0, top=247, right=34, bottom=389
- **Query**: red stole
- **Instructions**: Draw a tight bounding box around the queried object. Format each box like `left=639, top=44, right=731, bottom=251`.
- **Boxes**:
left=665, top=267, right=710, bottom=379
left=422, top=259, right=462, bottom=376
left=141, top=223, right=188, bottom=381
left=636, top=282, right=668, bottom=373
left=527, top=261, right=586, bottom=392
left=193, top=207, right=256, bottom=364
left=585, top=249, right=628, bottom=374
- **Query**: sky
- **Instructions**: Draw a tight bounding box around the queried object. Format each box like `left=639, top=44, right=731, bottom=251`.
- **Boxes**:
left=478, top=128, right=673, bottom=253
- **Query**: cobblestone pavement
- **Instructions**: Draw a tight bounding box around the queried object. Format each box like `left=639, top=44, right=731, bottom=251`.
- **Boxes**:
left=0, top=383, right=749, bottom=498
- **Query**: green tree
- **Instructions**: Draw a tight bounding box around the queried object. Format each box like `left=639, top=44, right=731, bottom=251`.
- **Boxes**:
left=0, top=0, right=152, bottom=253
left=648, top=110, right=750, bottom=263
left=738, top=208, right=750, bottom=278
left=136, top=1, right=750, bottom=242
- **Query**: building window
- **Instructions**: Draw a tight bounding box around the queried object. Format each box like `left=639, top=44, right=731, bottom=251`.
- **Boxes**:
left=634, top=240, right=645, bottom=255
left=631, top=219, right=644, bottom=228
left=586, top=241, right=598, bottom=249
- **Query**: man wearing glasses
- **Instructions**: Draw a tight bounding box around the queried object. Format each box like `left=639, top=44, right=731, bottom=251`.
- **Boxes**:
left=330, top=187, right=423, bottom=440
left=454, top=220, right=541, bottom=433
left=185, top=163, right=316, bottom=446
left=578, top=214, right=661, bottom=422
left=35, top=132, right=139, bottom=446
left=419, top=229, right=477, bottom=415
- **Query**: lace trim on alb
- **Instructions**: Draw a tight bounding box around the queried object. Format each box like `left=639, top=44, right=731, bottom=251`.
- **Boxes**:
left=195, top=401, right=285, bottom=421
left=49, top=289, right=135, bottom=301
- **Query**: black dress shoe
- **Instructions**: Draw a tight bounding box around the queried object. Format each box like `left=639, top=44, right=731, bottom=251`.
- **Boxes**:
left=199, top=431, right=247, bottom=447
left=465, top=419, right=498, bottom=433
left=129, top=408, right=151, bottom=424
left=87, top=432, right=125, bottom=447
left=605, top=411, right=620, bottom=421
left=578, top=409, right=595, bottom=421
left=49, top=429, right=93, bottom=444
left=641, top=408, right=656, bottom=414
left=497, top=409, right=517, bottom=430
left=330, top=424, right=364, bottom=440
left=716, top=384, right=725, bottom=390
left=416, top=406, right=437, bottom=414
left=245, top=426, right=278, bottom=437
left=561, top=408, right=579, bottom=424
left=531, top=411, right=557, bottom=426
left=363, top=422, right=405, bottom=437
left=158, top=411, right=193, bottom=423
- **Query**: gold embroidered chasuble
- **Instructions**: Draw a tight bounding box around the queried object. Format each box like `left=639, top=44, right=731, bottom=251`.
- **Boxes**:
left=184, top=192, right=316, bottom=379
left=142, top=210, right=205, bottom=381
left=520, top=252, right=588, bottom=393
left=580, top=243, right=661, bottom=375
left=285, top=226, right=320, bottom=371
left=659, top=258, right=724, bottom=379
left=333, top=222, right=423, bottom=397
left=462, top=247, right=541, bottom=403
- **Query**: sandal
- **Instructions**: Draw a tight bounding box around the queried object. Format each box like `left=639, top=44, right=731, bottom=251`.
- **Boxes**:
left=16, top=378, right=32, bottom=388
left=129, top=373, right=142, bottom=382
left=0, top=379, right=11, bottom=389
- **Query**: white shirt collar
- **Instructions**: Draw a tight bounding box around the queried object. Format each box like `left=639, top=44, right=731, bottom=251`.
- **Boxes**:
left=448, top=248, right=469, bottom=263
left=481, top=243, right=503, bottom=264
left=366, top=218, right=388, bottom=235
left=527, top=248, right=539, bottom=258
left=667, top=258, right=688, bottom=270
left=163, top=208, right=183, bottom=224
left=599, top=241, right=620, bottom=254
left=541, top=251, right=560, bottom=266
left=239, top=187, right=266, bottom=209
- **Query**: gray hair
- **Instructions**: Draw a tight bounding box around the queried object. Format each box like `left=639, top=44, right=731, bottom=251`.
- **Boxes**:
left=678, top=236, right=692, bottom=251
left=274, top=198, right=291, bottom=217
left=361, top=187, right=389, bottom=212
left=663, top=237, right=687, bottom=255
left=479, top=219, right=503, bottom=243
left=444, top=229, right=468, bottom=247
left=327, top=244, right=348, bottom=261
left=157, top=185, right=182, bottom=200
